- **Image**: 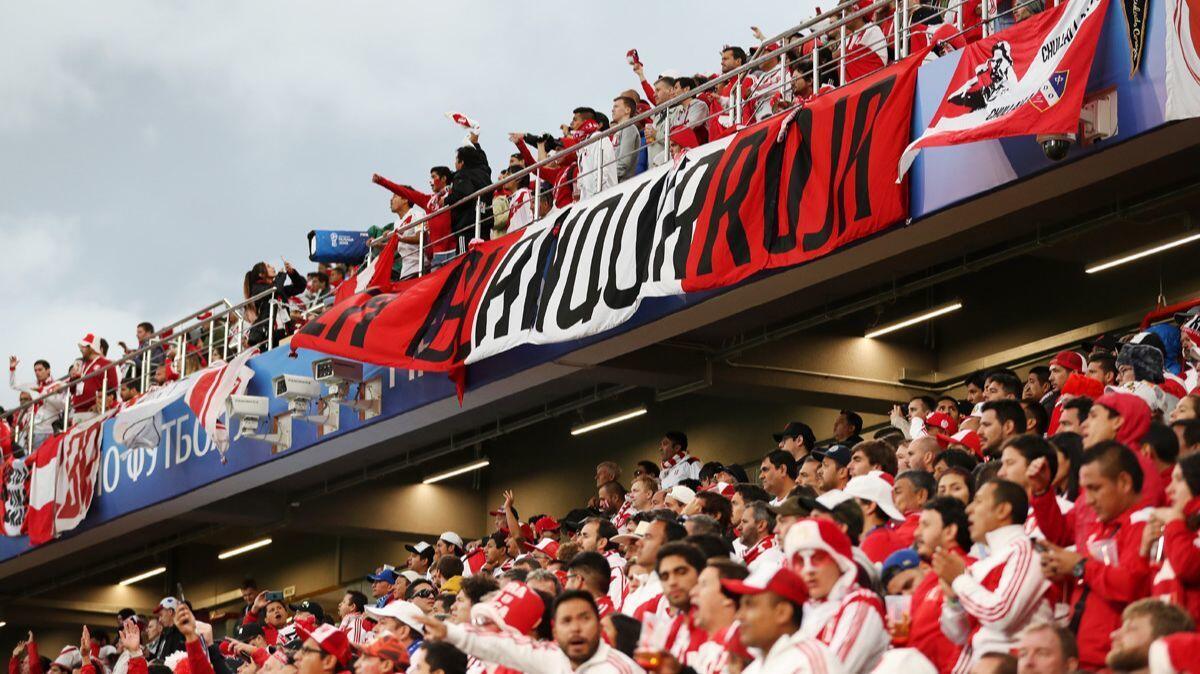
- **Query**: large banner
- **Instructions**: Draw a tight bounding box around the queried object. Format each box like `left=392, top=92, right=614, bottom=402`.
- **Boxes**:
left=898, top=0, right=1110, bottom=177
left=291, top=53, right=923, bottom=383
left=1166, top=0, right=1200, bottom=119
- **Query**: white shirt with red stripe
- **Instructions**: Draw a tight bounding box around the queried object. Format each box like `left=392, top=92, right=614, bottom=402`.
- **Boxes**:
left=506, top=187, right=533, bottom=231
left=689, top=623, right=743, bottom=674
left=742, top=632, right=845, bottom=674
left=941, top=524, right=1052, bottom=674
left=444, top=622, right=642, bottom=674
left=603, top=550, right=629, bottom=612
left=660, top=451, right=702, bottom=489
left=799, top=575, right=888, bottom=673
left=338, top=612, right=371, bottom=645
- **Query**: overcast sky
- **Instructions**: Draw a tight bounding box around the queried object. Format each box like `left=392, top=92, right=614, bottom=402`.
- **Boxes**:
left=0, top=2, right=816, bottom=408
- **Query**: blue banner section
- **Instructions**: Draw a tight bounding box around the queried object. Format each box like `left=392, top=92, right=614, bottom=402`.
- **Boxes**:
left=308, top=230, right=371, bottom=265
left=0, top=0, right=1177, bottom=562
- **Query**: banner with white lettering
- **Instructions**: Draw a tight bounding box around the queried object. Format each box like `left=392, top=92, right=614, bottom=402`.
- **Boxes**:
left=898, top=0, right=1111, bottom=177
left=291, top=52, right=925, bottom=384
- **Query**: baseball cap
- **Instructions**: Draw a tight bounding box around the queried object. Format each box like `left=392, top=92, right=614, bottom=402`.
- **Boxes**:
left=288, top=599, right=325, bottom=621
left=364, top=600, right=425, bottom=635
left=233, top=622, right=264, bottom=641
left=881, top=548, right=922, bottom=587
left=667, top=485, right=696, bottom=506
left=295, top=623, right=352, bottom=666
left=939, top=429, right=982, bottom=456
left=814, top=488, right=854, bottom=510
left=773, top=421, right=815, bottom=447
left=813, top=444, right=852, bottom=466
left=521, top=537, right=561, bottom=558
left=767, top=497, right=809, bottom=518
left=154, top=597, right=179, bottom=614
left=843, top=474, right=904, bottom=521
left=439, top=531, right=464, bottom=548
left=353, top=634, right=410, bottom=668
left=922, top=412, right=957, bottom=436
left=1050, top=350, right=1087, bottom=373
left=533, top=516, right=561, bottom=535
left=53, top=648, right=82, bottom=670
left=612, top=519, right=653, bottom=545
left=366, top=568, right=400, bottom=584
left=405, top=541, right=434, bottom=557
left=399, top=570, right=422, bottom=584
left=721, top=565, right=809, bottom=606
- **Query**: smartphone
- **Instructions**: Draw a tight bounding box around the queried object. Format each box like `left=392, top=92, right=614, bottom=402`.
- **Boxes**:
left=627, top=49, right=642, bottom=67
left=265, top=591, right=285, bottom=603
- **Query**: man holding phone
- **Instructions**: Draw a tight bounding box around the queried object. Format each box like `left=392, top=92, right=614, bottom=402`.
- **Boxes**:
left=151, top=597, right=186, bottom=661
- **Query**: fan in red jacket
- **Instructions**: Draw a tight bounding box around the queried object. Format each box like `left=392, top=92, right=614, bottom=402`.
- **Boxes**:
left=372, top=172, right=454, bottom=256
left=1148, top=453, right=1200, bottom=624
left=72, top=334, right=118, bottom=416
left=1036, top=439, right=1155, bottom=671
left=908, top=497, right=975, bottom=674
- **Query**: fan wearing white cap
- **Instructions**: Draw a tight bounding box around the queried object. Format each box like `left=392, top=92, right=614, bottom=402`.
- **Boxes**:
left=843, top=473, right=907, bottom=565
left=405, top=541, right=435, bottom=578
left=664, top=485, right=696, bottom=514
left=434, top=532, right=465, bottom=562
left=365, top=600, right=426, bottom=656
left=931, top=479, right=1052, bottom=674
left=785, top=518, right=888, bottom=673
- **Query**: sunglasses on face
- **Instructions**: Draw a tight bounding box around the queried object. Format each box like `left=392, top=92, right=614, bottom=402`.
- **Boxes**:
left=412, top=589, right=435, bottom=599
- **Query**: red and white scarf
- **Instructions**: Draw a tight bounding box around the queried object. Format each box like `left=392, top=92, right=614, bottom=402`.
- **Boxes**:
left=612, top=495, right=637, bottom=532
left=741, top=535, right=778, bottom=566
left=661, top=449, right=693, bottom=472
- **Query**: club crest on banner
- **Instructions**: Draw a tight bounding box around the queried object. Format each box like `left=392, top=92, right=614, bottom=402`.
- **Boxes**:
left=1030, top=70, right=1071, bottom=111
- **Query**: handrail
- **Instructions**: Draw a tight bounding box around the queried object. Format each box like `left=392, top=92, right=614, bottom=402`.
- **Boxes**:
left=364, top=0, right=892, bottom=260
left=1, top=287, right=279, bottom=435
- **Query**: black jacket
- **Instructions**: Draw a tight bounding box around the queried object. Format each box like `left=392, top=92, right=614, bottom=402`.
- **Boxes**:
left=448, top=146, right=492, bottom=238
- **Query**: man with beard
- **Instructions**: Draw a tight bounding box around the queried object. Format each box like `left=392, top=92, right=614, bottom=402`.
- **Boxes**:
left=737, top=501, right=784, bottom=574
left=648, top=543, right=707, bottom=664
left=907, top=497, right=973, bottom=673
left=1107, top=599, right=1193, bottom=673
left=576, top=518, right=627, bottom=612
left=416, top=591, right=641, bottom=674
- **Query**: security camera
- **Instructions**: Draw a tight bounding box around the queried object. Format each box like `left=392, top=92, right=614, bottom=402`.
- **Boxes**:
left=1037, top=133, right=1073, bottom=161
left=225, top=394, right=291, bottom=451
left=273, top=374, right=322, bottom=401
left=313, top=358, right=365, bottom=384
left=311, top=358, right=380, bottom=432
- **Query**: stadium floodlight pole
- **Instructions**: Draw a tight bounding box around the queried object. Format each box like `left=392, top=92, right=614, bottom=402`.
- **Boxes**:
left=1085, top=231, right=1200, bottom=274
left=865, top=301, right=964, bottom=338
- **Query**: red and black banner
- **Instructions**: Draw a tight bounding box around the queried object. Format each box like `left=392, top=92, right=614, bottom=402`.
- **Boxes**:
left=292, top=51, right=926, bottom=388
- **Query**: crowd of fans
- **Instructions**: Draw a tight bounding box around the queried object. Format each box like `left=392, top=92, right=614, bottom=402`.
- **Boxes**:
left=0, top=0, right=1062, bottom=450
left=7, top=309, right=1200, bottom=674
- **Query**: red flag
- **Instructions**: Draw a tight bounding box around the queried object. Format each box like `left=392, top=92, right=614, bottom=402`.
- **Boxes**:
left=26, top=434, right=61, bottom=545
left=898, top=0, right=1110, bottom=178
left=336, top=231, right=399, bottom=304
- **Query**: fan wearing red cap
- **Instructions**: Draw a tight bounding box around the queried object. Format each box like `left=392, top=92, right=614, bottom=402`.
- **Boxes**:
left=427, top=589, right=640, bottom=674
left=931, top=479, right=1052, bottom=674
left=295, top=623, right=353, bottom=674
left=720, top=566, right=843, bottom=674
left=72, top=332, right=118, bottom=417
left=783, top=518, right=887, bottom=673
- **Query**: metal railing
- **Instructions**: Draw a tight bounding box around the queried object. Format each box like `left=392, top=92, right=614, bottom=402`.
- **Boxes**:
left=1, top=0, right=1047, bottom=447
left=1, top=287, right=282, bottom=454
left=359, top=0, right=1047, bottom=281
